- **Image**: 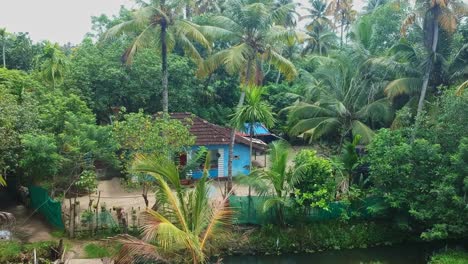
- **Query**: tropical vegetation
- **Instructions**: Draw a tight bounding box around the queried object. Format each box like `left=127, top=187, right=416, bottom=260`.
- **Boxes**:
left=0, top=0, right=467, bottom=262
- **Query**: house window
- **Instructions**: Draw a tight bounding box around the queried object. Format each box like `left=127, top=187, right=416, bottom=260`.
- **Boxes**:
left=208, top=150, right=219, bottom=169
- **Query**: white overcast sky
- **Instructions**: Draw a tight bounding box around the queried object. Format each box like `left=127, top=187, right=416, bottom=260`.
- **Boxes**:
left=0, top=0, right=366, bottom=44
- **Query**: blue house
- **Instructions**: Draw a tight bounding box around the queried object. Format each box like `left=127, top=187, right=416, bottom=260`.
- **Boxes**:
left=170, top=113, right=267, bottom=179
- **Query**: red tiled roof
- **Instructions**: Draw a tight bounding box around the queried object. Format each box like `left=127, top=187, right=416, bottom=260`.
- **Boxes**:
left=167, top=112, right=267, bottom=151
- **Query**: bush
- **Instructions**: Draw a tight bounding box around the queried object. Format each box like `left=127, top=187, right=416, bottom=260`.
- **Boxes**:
left=429, top=250, right=468, bottom=264
left=366, top=129, right=468, bottom=239
left=0, top=240, right=59, bottom=263
left=84, top=242, right=120, bottom=258
left=214, top=221, right=410, bottom=255
left=292, top=149, right=335, bottom=209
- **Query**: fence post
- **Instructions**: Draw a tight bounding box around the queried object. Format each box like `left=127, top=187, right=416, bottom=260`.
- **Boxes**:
left=69, top=198, right=75, bottom=238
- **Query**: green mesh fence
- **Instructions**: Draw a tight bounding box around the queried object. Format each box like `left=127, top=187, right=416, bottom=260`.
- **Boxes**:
left=229, top=195, right=385, bottom=225
left=29, top=186, right=65, bottom=229
left=98, top=210, right=118, bottom=229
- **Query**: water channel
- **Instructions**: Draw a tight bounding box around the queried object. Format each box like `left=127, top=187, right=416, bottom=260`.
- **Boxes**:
left=222, top=241, right=467, bottom=264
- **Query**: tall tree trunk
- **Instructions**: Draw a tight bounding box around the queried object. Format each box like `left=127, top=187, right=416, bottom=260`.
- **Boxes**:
left=161, top=21, right=169, bottom=113
left=2, top=40, right=5, bottom=68
left=416, top=16, right=439, bottom=121
left=186, top=4, right=192, bottom=20
left=227, top=59, right=252, bottom=190
left=340, top=11, right=344, bottom=48
left=247, top=123, right=254, bottom=219
left=275, top=72, right=281, bottom=84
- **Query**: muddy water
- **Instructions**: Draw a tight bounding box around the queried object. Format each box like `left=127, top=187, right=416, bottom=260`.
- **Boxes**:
left=223, top=242, right=467, bottom=264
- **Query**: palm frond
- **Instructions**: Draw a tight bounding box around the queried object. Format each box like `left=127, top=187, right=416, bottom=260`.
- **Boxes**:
left=356, top=98, right=393, bottom=124
left=199, top=195, right=233, bottom=250
left=263, top=197, right=287, bottom=212
left=455, top=80, right=468, bottom=96
left=174, top=20, right=211, bottom=51
left=289, top=117, right=340, bottom=138
left=0, top=175, right=6, bottom=187
left=266, top=49, right=297, bottom=81
left=112, top=234, right=167, bottom=264
left=122, top=26, right=156, bottom=64
left=384, top=77, right=422, bottom=98
left=208, top=16, right=243, bottom=33
left=351, top=120, right=375, bottom=144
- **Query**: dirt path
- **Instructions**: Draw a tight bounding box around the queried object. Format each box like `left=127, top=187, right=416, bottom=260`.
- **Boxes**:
left=0, top=191, right=53, bottom=242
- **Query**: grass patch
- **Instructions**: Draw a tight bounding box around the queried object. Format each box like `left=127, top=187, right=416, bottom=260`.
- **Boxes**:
left=0, top=242, right=22, bottom=262
left=51, top=229, right=66, bottom=238
left=84, top=242, right=120, bottom=258
left=429, top=250, right=468, bottom=264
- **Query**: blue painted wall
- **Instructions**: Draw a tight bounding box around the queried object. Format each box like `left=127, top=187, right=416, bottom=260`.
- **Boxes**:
left=191, top=143, right=251, bottom=179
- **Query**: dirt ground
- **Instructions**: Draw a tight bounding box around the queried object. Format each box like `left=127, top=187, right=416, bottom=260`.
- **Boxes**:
left=70, top=177, right=254, bottom=216
left=0, top=191, right=53, bottom=242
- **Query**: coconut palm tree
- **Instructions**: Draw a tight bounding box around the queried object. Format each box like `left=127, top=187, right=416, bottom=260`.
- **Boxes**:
left=115, top=153, right=231, bottom=263
left=37, top=42, right=68, bottom=89
left=400, top=0, right=467, bottom=120
left=301, top=0, right=337, bottom=56
left=237, top=140, right=302, bottom=225
left=363, top=0, right=388, bottom=13
left=302, top=0, right=333, bottom=31
left=197, top=0, right=299, bottom=186
left=0, top=28, right=6, bottom=68
left=105, top=0, right=224, bottom=113
left=286, top=52, right=393, bottom=144
left=326, top=0, right=357, bottom=47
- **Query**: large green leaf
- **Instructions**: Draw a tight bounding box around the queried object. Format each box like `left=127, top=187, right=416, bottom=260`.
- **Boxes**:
left=351, top=120, right=375, bottom=144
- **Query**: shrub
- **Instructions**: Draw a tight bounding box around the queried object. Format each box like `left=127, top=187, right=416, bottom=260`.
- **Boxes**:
left=429, top=250, right=468, bottom=264
left=292, top=149, right=335, bottom=209
left=0, top=242, right=21, bottom=262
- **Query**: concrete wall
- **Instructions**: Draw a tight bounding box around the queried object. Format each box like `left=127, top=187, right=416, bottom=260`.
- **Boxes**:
left=190, top=143, right=251, bottom=179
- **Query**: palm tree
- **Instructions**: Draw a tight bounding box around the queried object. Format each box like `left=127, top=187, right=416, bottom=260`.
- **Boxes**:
left=301, top=0, right=337, bottom=56
left=302, top=0, right=333, bottom=31
left=237, top=140, right=300, bottom=225
left=286, top=52, right=393, bottom=144
left=363, top=0, right=388, bottom=13
left=105, top=0, right=222, bottom=113
left=400, top=0, right=467, bottom=120
left=197, top=0, right=298, bottom=186
left=116, top=153, right=231, bottom=263
left=37, top=42, right=68, bottom=89
left=0, top=28, right=6, bottom=68
left=327, top=0, right=357, bottom=47
left=230, top=86, right=275, bottom=209
left=231, top=86, right=275, bottom=171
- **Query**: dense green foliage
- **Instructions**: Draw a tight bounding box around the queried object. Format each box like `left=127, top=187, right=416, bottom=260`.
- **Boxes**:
left=429, top=250, right=468, bottom=264
left=292, top=149, right=335, bottom=208
left=365, top=89, right=468, bottom=240
left=215, top=221, right=409, bottom=255
left=0, top=0, right=467, bottom=260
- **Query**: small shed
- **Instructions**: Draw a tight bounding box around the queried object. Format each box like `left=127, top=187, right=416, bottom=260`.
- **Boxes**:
left=238, top=122, right=280, bottom=144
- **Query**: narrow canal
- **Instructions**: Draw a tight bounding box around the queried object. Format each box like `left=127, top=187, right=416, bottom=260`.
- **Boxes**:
left=222, top=241, right=467, bottom=264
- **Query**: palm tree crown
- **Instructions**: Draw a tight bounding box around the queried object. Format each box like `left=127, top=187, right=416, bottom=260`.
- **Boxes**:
left=105, top=0, right=222, bottom=113
left=286, top=51, right=393, bottom=144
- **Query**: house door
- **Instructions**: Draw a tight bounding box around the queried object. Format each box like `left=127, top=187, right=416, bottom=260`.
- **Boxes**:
left=179, top=153, right=187, bottom=166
